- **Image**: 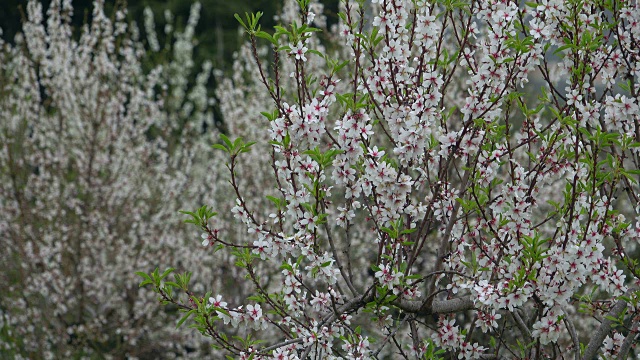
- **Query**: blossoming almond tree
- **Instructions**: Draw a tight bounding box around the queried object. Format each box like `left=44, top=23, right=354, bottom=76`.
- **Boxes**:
left=140, top=0, right=640, bottom=359
left=0, top=0, right=243, bottom=358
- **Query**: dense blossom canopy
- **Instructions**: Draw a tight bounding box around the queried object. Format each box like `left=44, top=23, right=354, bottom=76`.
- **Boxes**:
left=150, top=0, right=640, bottom=358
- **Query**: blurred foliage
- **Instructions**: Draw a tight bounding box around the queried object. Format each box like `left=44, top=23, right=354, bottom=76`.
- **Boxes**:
left=1, top=0, right=337, bottom=131
left=0, top=0, right=341, bottom=72
left=128, top=0, right=282, bottom=71
left=1, top=0, right=277, bottom=70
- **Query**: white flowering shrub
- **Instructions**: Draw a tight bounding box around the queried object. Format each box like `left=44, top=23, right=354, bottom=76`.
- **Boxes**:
left=142, top=0, right=640, bottom=358
left=0, top=0, right=244, bottom=358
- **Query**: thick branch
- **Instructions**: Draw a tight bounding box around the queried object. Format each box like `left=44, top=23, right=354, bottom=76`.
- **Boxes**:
left=616, top=319, right=639, bottom=360
left=394, top=296, right=475, bottom=315
left=582, top=298, right=627, bottom=360
left=511, top=310, right=532, bottom=341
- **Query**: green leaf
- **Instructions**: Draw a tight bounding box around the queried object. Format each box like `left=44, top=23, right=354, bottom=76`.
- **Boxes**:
left=135, top=271, right=152, bottom=281
left=211, top=144, right=228, bottom=152
left=234, top=13, right=247, bottom=30
left=220, top=133, right=232, bottom=147
left=307, top=49, right=324, bottom=57
left=160, top=268, right=175, bottom=280
left=138, top=279, right=153, bottom=287
left=255, top=31, right=277, bottom=45
left=176, top=309, right=196, bottom=328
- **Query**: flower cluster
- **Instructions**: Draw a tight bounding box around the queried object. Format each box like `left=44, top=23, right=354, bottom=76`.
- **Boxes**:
left=431, top=319, right=486, bottom=359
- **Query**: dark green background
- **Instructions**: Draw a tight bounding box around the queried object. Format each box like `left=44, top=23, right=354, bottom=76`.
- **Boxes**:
left=0, top=0, right=339, bottom=71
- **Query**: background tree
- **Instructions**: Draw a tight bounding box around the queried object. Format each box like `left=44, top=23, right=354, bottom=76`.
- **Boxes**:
left=0, top=0, right=237, bottom=358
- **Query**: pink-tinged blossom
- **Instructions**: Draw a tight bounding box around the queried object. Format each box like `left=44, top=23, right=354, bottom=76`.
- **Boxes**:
left=529, top=19, right=550, bottom=39
left=201, top=232, right=213, bottom=246
left=290, top=41, right=308, bottom=61
left=531, top=308, right=564, bottom=345
left=602, top=332, right=626, bottom=358
left=208, top=295, right=227, bottom=309
left=374, top=264, right=403, bottom=292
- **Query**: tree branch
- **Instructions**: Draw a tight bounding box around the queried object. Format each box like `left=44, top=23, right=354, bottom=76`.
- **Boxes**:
left=616, top=319, right=639, bottom=360
left=394, top=296, right=475, bottom=315
left=582, top=297, right=628, bottom=360
left=562, top=312, right=580, bottom=360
